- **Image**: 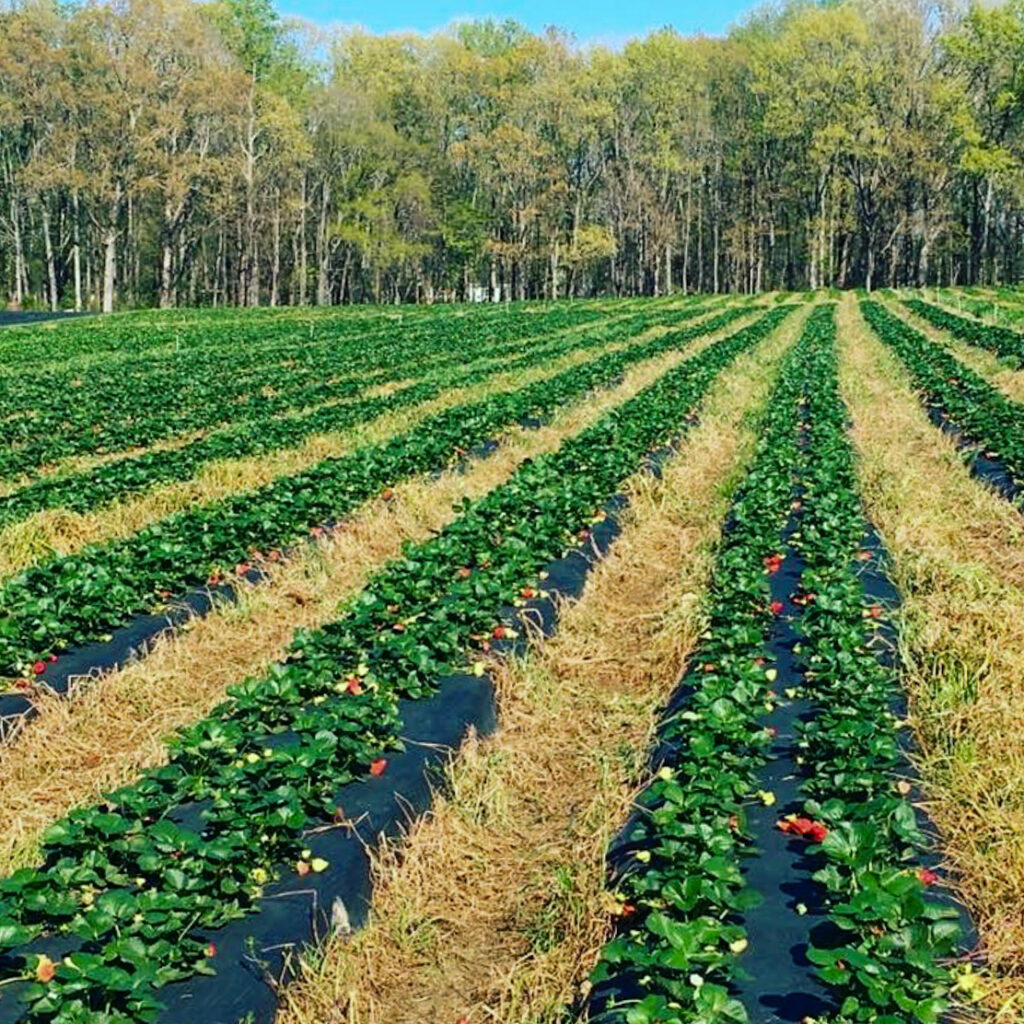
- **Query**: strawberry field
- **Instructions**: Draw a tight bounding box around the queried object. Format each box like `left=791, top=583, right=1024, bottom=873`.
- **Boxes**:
left=0, top=291, right=1023, bottom=1023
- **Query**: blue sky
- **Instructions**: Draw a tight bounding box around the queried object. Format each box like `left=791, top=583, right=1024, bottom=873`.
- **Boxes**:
left=276, top=0, right=758, bottom=47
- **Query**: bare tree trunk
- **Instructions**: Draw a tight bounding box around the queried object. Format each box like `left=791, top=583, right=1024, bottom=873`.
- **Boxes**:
left=102, top=223, right=117, bottom=313
left=40, top=199, right=58, bottom=311
left=159, top=201, right=175, bottom=309
left=298, top=174, right=308, bottom=305
left=252, top=234, right=260, bottom=306
left=712, top=218, right=720, bottom=294
left=126, top=193, right=138, bottom=305
left=10, top=194, right=25, bottom=309
left=316, top=179, right=330, bottom=306
left=242, top=71, right=258, bottom=307
left=72, top=191, right=82, bottom=312
left=214, top=227, right=225, bottom=307
left=270, top=193, right=280, bottom=307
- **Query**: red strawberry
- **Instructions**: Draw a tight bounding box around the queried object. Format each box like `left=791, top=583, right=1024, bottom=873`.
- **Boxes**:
left=492, top=625, right=507, bottom=640
left=808, top=822, right=828, bottom=843
left=868, top=604, right=883, bottom=619
left=32, top=661, right=46, bottom=676
left=520, top=587, right=535, bottom=599
left=369, top=758, right=387, bottom=777
left=918, top=867, right=939, bottom=886
left=770, top=601, right=784, bottom=615
left=235, top=562, right=251, bottom=577
left=381, top=488, right=395, bottom=501
left=205, top=943, right=217, bottom=958
left=47, top=654, right=58, bottom=663
left=778, top=817, right=814, bottom=836
left=346, top=676, right=363, bottom=695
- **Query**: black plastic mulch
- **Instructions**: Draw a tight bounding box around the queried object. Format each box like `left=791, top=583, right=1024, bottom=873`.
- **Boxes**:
left=0, top=433, right=672, bottom=1023
left=0, top=433, right=525, bottom=740
left=585, top=507, right=975, bottom=1024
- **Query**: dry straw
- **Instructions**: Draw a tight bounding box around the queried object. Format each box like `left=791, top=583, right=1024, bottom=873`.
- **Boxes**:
left=838, top=294, right=1024, bottom=1019
left=0, top=335, right=739, bottom=875
left=274, top=307, right=809, bottom=1024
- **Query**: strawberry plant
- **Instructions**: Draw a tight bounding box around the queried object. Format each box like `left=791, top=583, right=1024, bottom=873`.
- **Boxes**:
left=792, top=308, right=966, bottom=1024
left=0, top=306, right=763, bottom=675
left=903, top=298, right=1024, bottom=365
left=0, top=304, right=731, bottom=528
left=862, top=300, right=1024, bottom=489
left=0, top=305, right=793, bottom=1022
left=0, top=300, right=632, bottom=481
left=586, top=306, right=831, bottom=1024
left=585, top=305, right=970, bottom=1024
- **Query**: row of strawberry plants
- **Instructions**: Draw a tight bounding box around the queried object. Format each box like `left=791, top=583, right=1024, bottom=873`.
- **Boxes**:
left=861, top=300, right=1024, bottom=487
left=0, top=302, right=637, bottom=480
left=0, top=295, right=580, bottom=368
left=0, top=303, right=729, bottom=528
left=902, top=297, right=1024, bottom=365
left=0, top=304, right=793, bottom=1024
left=930, top=290, right=1024, bottom=327
left=793, top=310, right=967, bottom=1023
left=2, top=300, right=711, bottom=483
left=585, top=304, right=969, bottom=1024
left=583, top=307, right=828, bottom=1024
left=0, top=306, right=775, bottom=676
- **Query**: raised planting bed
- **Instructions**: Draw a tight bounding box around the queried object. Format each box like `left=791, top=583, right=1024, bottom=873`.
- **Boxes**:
left=0, top=306, right=768, bottom=685
left=583, top=304, right=976, bottom=1024
left=0, top=300, right=644, bottom=481
left=0, top=303, right=792, bottom=1024
left=861, top=300, right=1024, bottom=504
left=0, top=304, right=731, bottom=528
left=903, top=298, right=1024, bottom=366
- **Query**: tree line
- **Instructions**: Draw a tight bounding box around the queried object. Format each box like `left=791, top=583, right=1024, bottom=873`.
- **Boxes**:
left=2, top=0, right=1024, bottom=310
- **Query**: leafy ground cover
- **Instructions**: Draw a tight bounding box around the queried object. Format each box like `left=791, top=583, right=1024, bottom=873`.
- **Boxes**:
left=902, top=298, right=1024, bottom=366
left=0, top=300, right=637, bottom=481
left=0, top=294, right=1015, bottom=1024
left=0, top=303, right=730, bottom=528
left=584, top=305, right=971, bottom=1024
left=861, top=300, right=1024, bottom=489
left=0, top=305, right=790, bottom=1024
left=0, top=306, right=765, bottom=676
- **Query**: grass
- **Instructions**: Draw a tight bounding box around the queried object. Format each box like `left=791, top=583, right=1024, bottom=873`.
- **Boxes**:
left=837, top=293, right=1024, bottom=1018
left=272, top=305, right=810, bottom=1024
left=0, top=341, right=714, bottom=876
